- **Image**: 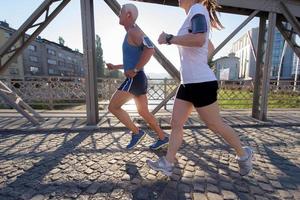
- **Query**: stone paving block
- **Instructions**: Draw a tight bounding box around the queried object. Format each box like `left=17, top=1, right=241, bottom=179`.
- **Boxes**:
left=207, top=192, right=223, bottom=200
left=258, top=182, right=274, bottom=192
left=0, top=117, right=299, bottom=200
left=291, top=190, right=300, bottom=200
left=278, top=190, right=294, bottom=199
left=249, top=185, right=264, bottom=195
left=192, top=192, right=208, bottom=200
left=206, top=183, right=220, bottom=193
left=178, top=183, right=191, bottom=193
left=85, top=182, right=101, bottom=194
left=193, top=183, right=205, bottom=192
left=254, top=195, right=269, bottom=200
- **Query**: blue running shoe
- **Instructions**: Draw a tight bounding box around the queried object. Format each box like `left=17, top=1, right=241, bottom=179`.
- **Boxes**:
left=149, top=136, right=169, bottom=150
left=126, top=129, right=146, bottom=149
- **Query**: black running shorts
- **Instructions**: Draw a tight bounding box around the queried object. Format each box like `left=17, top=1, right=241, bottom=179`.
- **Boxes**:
left=118, top=71, right=148, bottom=96
left=176, top=81, right=219, bottom=108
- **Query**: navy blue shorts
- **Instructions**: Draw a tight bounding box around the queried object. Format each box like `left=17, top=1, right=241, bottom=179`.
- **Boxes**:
left=118, top=71, right=148, bottom=96
left=176, top=81, right=219, bottom=108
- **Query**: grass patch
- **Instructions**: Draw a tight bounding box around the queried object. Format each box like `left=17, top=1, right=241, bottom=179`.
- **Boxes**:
left=218, top=89, right=300, bottom=109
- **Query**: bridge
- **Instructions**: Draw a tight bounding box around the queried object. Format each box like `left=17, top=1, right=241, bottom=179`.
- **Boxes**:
left=0, top=1, right=299, bottom=199
left=0, top=0, right=299, bottom=125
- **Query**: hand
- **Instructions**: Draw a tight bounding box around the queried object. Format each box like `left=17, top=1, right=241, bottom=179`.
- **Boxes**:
left=124, top=70, right=137, bottom=78
left=158, top=32, right=168, bottom=45
left=106, top=63, right=115, bottom=70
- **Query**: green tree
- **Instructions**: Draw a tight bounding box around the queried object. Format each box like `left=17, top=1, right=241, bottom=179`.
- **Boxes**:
left=58, top=36, right=65, bottom=46
left=95, top=34, right=105, bottom=77
left=109, top=70, right=122, bottom=78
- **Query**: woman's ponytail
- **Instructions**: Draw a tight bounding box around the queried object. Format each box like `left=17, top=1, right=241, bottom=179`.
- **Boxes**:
left=201, top=0, right=224, bottom=29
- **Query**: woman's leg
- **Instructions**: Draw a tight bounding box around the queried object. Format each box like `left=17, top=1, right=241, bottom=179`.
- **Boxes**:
left=195, top=101, right=245, bottom=157
left=165, top=98, right=194, bottom=163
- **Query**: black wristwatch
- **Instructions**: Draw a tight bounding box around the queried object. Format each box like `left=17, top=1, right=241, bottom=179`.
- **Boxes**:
left=165, top=34, right=174, bottom=45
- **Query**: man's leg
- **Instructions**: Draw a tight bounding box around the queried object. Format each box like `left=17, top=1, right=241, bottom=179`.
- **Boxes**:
left=134, top=94, right=165, bottom=140
left=108, top=90, right=139, bottom=134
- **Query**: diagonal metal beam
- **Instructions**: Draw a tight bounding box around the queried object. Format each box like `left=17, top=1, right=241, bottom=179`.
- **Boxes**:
left=279, top=1, right=300, bottom=37
left=0, top=0, right=71, bottom=73
left=151, top=87, right=178, bottom=114
left=0, top=81, right=43, bottom=125
left=276, top=20, right=300, bottom=59
left=212, top=10, right=260, bottom=57
left=0, top=0, right=71, bottom=125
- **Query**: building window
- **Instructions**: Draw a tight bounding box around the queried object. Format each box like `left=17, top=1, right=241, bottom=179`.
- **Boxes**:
left=29, top=56, right=38, bottom=62
left=58, top=53, right=64, bottom=58
left=66, top=63, right=74, bottom=69
left=47, top=49, right=56, bottom=56
left=28, top=45, right=36, bottom=52
left=4, top=32, right=10, bottom=38
left=30, top=66, right=39, bottom=74
left=47, top=59, right=57, bottom=65
left=9, top=68, right=19, bottom=75
left=58, top=60, right=65, bottom=67
left=48, top=68, right=55, bottom=75
left=48, top=68, right=60, bottom=75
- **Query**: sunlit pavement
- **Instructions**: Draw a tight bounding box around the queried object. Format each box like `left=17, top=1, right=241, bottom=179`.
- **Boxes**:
left=0, top=109, right=299, bottom=200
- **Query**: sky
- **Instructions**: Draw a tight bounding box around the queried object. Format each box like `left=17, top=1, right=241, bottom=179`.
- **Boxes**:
left=0, top=0, right=260, bottom=77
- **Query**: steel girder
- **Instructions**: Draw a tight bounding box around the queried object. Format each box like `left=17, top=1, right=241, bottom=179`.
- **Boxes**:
left=0, top=0, right=71, bottom=125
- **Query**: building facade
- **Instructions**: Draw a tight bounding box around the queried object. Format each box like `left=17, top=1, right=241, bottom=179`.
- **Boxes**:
left=292, top=53, right=300, bottom=78
left=214, top=53, right=240, bottom=80
left=0, top=21, right=85, bottom=79
left=231, top=26, right=297, bottom=80
left=0, top=21, right=24, bottom=79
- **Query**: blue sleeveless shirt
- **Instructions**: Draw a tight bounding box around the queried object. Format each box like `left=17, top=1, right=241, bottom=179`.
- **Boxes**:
left=122, top=33, right=143, bottom=72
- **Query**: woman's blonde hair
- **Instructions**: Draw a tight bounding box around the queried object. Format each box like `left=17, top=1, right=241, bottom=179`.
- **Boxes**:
left=195, top=0, right=224, bottom=29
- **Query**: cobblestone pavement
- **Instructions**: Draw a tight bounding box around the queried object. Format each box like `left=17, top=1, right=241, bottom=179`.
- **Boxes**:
left=0, top=114, right=299, bottom=199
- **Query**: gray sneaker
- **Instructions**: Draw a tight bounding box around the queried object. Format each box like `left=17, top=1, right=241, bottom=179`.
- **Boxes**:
left=236, top=146, right=253, bottom=176
left=146, top=156, right=174, bottom=176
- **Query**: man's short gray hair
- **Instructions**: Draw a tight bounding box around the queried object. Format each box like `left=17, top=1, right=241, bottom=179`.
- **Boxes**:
left=122, top=3, right=138, bottom=22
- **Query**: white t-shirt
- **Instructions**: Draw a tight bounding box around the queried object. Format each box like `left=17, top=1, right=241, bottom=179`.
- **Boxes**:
left=177, top=3, right=217, bottom=84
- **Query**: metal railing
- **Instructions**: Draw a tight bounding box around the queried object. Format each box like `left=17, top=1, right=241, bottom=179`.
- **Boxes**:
left=0, top=76, right=299, bottom=110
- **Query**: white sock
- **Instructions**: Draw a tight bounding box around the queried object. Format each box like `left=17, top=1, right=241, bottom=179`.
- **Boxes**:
left=163, top=157, right=174, bottom=166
